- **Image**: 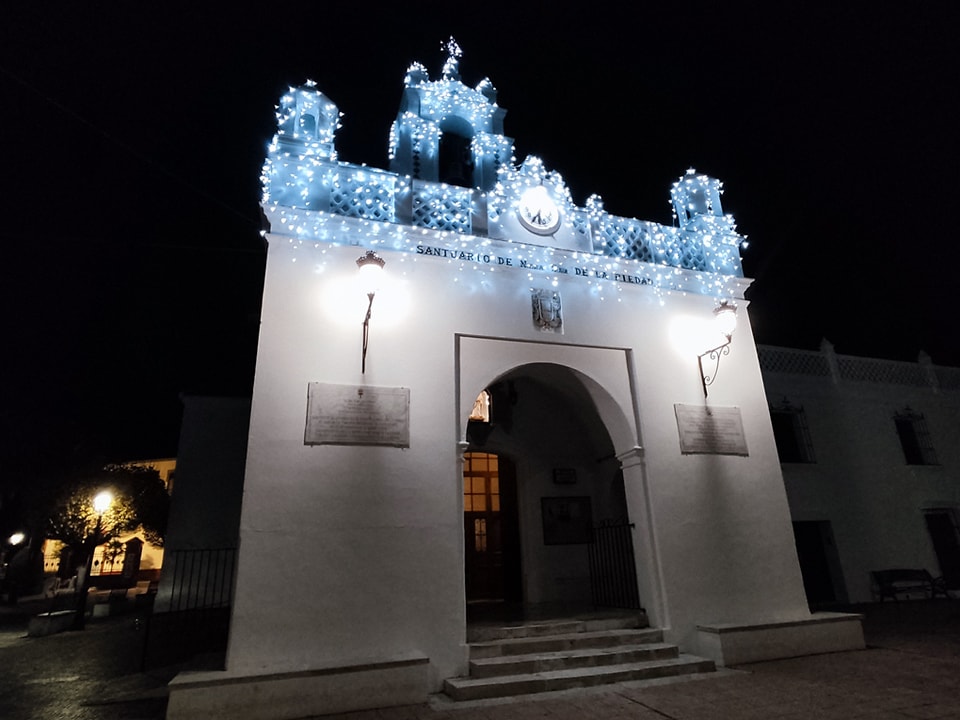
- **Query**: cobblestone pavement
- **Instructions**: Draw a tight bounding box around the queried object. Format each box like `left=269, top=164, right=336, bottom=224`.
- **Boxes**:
left=1, top=600, right=958, bottom=720
left=0, top=607, right=176, bottom=720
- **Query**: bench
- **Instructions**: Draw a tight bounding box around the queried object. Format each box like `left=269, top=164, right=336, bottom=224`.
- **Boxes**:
left=27, top=610, right=76, bottom=637
left=870, top=569, right=948, bottom=602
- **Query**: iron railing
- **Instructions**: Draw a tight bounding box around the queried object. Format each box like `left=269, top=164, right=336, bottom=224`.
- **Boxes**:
left=142, top=547, right=236, bottom=670
left=588, top=519, right=642, bottom=610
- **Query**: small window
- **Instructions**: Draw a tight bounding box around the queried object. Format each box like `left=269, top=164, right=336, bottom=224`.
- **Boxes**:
left=770, top=399, right=815, bottom=463
left=894, top=408, right=938, bottom=465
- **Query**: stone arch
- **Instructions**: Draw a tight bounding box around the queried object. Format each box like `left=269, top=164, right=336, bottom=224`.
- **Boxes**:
left=457, top=338, right=639, bottom=457
left=457, top=341, right=649, bottom=614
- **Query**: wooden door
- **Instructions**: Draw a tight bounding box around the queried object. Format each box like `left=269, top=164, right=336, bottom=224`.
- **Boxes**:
left=464, top=452, right=520, bottom=603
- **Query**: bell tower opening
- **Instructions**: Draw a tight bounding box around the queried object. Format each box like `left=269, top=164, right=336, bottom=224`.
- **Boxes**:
left=439, top=130, right=475, bottom=188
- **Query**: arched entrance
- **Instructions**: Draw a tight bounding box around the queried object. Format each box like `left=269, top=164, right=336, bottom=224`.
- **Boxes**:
left=462, top=363, right=639, bottom=620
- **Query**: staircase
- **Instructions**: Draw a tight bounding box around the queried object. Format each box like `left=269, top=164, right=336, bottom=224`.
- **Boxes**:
left=443, top=615, right=715, bottom=701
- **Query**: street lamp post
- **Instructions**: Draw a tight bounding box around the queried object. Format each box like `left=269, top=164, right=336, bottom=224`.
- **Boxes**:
left=356, top=250, right=385, bottom=374
left=72, top=490, right=112, bottom=630
left=2, top=532, right=26, bottom=603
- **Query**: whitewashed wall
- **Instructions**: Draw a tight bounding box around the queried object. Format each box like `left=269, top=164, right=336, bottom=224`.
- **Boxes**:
left=227, top=214, right=811, bottom=687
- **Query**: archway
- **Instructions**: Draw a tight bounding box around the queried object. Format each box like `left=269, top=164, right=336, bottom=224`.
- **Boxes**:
left=462, top=363, right=638, bottom=620
left=438, top=116, right=475, bottom=188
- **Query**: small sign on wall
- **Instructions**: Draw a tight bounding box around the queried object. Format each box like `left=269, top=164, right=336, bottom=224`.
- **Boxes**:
left=674, top=404, right=748, bottom=456
left=305, top=383, right=410, bottom=447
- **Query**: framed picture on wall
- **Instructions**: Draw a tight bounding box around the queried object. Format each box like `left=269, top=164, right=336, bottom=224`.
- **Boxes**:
left=541, top=496, right=593, bottom=545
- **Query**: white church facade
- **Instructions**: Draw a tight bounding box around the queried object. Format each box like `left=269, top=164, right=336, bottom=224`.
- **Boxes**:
left=165, top=45, right=863, bottom=719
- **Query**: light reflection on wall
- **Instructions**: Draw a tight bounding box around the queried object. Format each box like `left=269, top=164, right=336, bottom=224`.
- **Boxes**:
left=316, top=265, right=411, bottom=329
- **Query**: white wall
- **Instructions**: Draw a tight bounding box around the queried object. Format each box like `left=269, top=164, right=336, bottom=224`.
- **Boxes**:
left=228, top=214, right=811, bottom=688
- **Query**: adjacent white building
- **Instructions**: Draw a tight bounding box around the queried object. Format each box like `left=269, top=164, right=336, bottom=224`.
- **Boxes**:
left=760, top=341, right=960, bottom=606
left=166, top=45, right=863, bottom=720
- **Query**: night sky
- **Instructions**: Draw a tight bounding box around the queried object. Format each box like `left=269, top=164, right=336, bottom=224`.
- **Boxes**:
left=2, top=2, right=959, bottom=474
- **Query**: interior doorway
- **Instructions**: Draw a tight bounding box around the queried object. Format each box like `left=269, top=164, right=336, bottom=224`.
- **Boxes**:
left=463, top=451, right=521, bottom=605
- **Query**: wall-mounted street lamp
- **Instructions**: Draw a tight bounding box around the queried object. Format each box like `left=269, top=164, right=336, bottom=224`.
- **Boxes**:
left=356, top=250, right=386, bottom=374
left=698, top=301, right=738, bottom=398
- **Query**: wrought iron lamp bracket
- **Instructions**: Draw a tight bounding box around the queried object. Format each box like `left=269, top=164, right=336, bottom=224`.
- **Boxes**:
left=698, top=339, right=732, bottom=398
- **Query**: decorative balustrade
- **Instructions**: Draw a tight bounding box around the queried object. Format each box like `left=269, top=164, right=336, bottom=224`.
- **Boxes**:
left=759, top=344, right=960, bottom=390
left=264, top=151, right=741, bottom=274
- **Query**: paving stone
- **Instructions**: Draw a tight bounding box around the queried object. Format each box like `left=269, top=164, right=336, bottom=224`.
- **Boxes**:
left=2, top=599, right=959, bottom=720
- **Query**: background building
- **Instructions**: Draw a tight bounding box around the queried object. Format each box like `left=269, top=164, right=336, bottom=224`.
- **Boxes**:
left=40, top=458, right=175, bottom=584
left=760, top=341, right=960, bottom=606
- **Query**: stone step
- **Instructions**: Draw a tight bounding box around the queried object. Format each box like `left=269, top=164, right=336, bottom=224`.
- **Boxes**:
left=468, top=627, right=664, bottom=659
left=468, top=642, right=679, bottom=678
left=467, top=614, right=646, bottom=643
left=443, top=654, right=716, bottom=701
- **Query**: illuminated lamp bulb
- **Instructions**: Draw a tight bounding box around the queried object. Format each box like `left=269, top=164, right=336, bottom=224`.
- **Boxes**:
left=93, top=491, right=113, bottom=515
left=356, top=250, right=386, bottom=297
left=713, top=301, right=738, bottom=339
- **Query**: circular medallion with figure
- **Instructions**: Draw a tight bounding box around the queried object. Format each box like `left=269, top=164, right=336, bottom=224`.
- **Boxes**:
left=517, top=186, right=561, bottom=235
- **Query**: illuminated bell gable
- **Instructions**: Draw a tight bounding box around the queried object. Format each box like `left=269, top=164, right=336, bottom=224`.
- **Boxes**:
left=260, top=46, right=747, bottom=281
left=389, top=41, right=512, bottom=193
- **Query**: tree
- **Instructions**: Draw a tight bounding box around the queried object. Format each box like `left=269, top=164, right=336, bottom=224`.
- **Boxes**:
left=44, top=464, right=170, bottom=573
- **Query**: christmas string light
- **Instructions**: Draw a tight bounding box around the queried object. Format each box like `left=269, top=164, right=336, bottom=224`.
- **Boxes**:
left=260, top=47, right=748, bottom=304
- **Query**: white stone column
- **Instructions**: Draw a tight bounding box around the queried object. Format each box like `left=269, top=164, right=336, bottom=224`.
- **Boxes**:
left=618, top=445, right=669, bottom=631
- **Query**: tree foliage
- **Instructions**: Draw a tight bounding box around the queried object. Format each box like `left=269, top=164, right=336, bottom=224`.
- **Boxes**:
left=44, top=464, right=170, bottom=565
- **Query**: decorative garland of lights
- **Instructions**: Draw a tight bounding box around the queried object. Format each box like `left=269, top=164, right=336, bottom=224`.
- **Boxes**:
left=262, top=205, right=749, bottom=305
left=261, top=42, right=749, bottom=303
left=263, top=151, right=745, bottom=274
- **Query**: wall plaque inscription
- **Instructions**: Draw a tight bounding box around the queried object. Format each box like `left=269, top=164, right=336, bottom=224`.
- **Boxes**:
left=305, top=383, right=410, bottom=447
left=674, top=404, right=748, bottom=456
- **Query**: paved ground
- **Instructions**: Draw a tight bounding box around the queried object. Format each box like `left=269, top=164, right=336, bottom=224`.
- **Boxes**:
left=1, top=600, right=959, bottom=720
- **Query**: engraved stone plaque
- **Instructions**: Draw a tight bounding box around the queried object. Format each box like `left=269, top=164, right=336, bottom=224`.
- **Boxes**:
left=674, top=404, right=748, bottom=456
left=305, top=383, right=410, bottom=447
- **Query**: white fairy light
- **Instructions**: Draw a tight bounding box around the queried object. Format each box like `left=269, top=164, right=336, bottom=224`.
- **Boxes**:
left=259, top=53, right=748, bottom=306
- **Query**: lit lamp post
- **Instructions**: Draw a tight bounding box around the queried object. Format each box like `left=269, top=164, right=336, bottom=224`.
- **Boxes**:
left=697, top=301, right=738, bottom=398
left=73, top=490, right=112, bottom=630
left=2, top=532, right=26, bottom=603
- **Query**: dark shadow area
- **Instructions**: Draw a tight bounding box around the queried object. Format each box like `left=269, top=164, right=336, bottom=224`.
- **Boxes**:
left=142, top=606, right=230, bottom=671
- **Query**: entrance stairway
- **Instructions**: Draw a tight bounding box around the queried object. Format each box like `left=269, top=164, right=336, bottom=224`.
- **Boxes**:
left=443, top=614, right=716, bottom=701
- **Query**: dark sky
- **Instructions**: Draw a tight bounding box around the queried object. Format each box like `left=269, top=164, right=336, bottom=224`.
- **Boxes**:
left=2, top=2, right=959, bottom=469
